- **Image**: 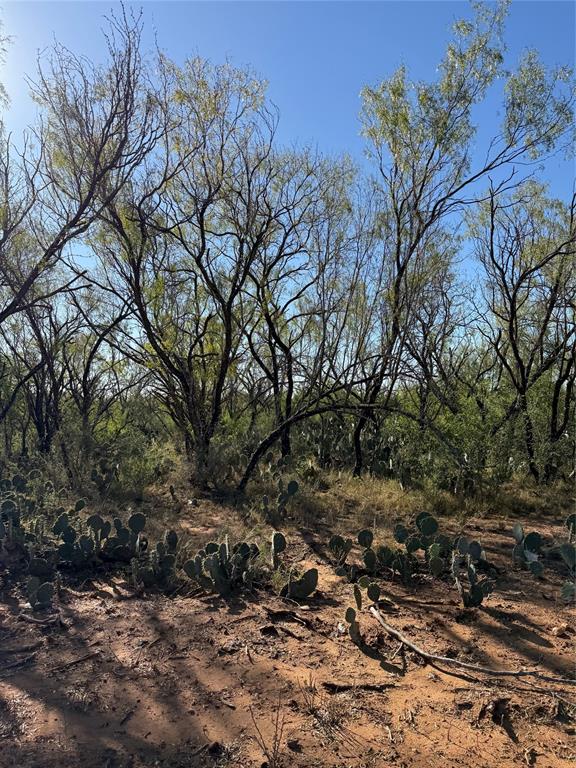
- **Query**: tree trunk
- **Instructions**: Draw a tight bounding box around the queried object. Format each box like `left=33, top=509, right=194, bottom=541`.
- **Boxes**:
left=519, top=393, right=539, bottom=482
left=318, top=416, right=331, bottom=469
left=193, top=434, right=211, bottom=489
left=352, top=415, right=366, bottom=477
left=184, top=431, right=194, bottom=461
left=280, top=427, right=291, bottom=458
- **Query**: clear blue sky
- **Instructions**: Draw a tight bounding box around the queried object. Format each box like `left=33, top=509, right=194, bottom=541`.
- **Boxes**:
left=2, top=1, right=574, bottom=198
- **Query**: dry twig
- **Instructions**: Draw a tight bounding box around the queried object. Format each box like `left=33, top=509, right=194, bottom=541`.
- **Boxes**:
left=370, top=607, right=576, bottom=687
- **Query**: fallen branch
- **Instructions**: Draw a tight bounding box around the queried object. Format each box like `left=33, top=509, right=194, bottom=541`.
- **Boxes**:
left=370, top=607, right=576, bottom=687
left=17, top=612, right=61, bottom=626
left=119, top=706, right=137, bottom=725
left=264, top=607, right=315, bottom=631
left=0, top=653, right=37, bottom=675
left=322, top=681, right=396, bottom=694
left=263, top=606, right=340, bottom=644
left=0, top=642, right=43, bottom=655
left=49, top=651, right=100, bottom=673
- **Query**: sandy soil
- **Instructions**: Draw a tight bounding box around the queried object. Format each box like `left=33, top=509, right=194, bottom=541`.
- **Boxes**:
left=1, top=502, right=574, bottom=768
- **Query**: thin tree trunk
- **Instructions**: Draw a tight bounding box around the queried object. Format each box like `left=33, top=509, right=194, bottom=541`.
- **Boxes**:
left=519, top=392, right=539, bottom=482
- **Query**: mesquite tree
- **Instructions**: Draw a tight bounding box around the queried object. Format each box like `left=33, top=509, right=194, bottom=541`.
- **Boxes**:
left=354, top=0, right=575, bottom=476
left=0, top=10, right=161, bottom=426
left=94, top=59, right=335, bottom=483
left=474, top=183, right=576, bottom=481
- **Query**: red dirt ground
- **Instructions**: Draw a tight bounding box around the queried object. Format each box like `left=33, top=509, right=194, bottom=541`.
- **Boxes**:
left=1, top=501, right=574, bottom=768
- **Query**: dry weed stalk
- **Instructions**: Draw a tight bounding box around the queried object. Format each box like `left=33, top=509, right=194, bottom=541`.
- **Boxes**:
left=249, top=693, right=286, bottom=768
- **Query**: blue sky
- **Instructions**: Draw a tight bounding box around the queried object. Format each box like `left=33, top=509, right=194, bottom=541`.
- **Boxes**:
left=1, top=1, right=574, bottom=199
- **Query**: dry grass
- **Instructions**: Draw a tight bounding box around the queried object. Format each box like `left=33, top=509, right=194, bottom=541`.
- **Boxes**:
left=288, top=470, right=574, bottom=534
left=298, top=674, right=364, bottom=750
left=82, top=455, right=574, bottom=556
left=291, top=471, right=458, bottom=532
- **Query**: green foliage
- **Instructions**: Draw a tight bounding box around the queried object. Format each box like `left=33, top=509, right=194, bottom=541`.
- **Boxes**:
left=392, top=514, right=457, bottom=580
left=341, top=526, right=419, bottom=584
left=329, top=513, right=499, bottom=606
left=0, top=472, right=39, bottom=546
left=50, top=507, right=149, bottom=567
left=90, top=460, right=116, bottom=497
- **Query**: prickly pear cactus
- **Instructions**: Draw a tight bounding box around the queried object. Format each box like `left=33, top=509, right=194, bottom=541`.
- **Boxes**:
left=511, top=525, right=544, bottom=578
left=561, top=581, right=575, bottom=603
left=164, top=530, right=178, bottom=553
left=566, top=514, right=576, bottom=543
left=560, top=541, right=576, bottom=603
left=366, top=582, right=380, bottom=603
left=452, top=544, right=494, bottom=608
left=271, top=531, right=287, bottom=569
left=363, top=548, right=377, bottom=573
left=344, top=606, right=361, bottom=644
left=393, top=524, right=409, bottom=544
left=128, top=512, right=146, bottom=534
left=328, top=534, right=353, bottom=566
left=27, top=576, right=54, bottom=610
left=357, top=529, right=373, bottom=549
left=416, top=513, right=438, bottom=537
left=280, top=568, right=318, bottom=601
left=560, top=543, right=576, bottom=571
